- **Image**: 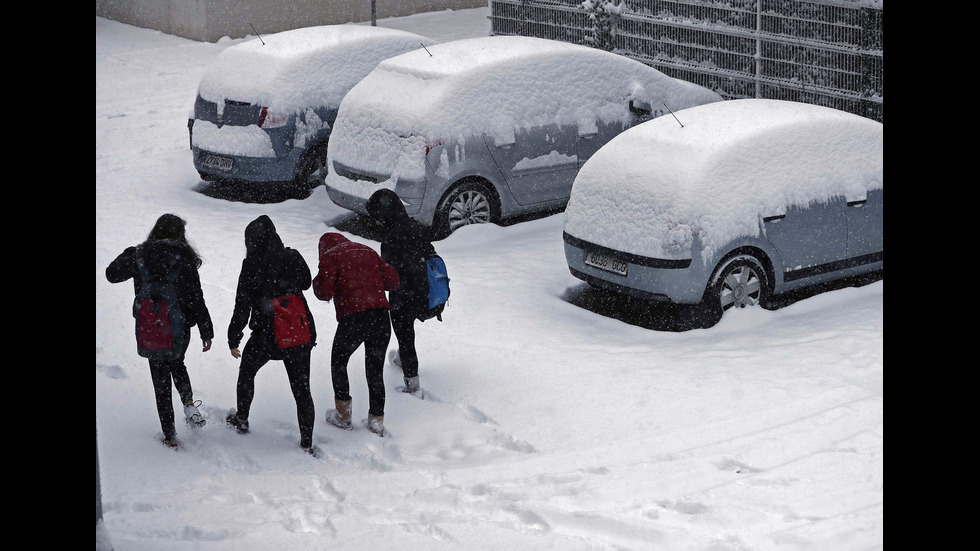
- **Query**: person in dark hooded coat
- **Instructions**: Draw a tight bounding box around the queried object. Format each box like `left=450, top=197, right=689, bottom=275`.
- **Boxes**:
left=106, top=213, right=214, bottom=449
left=313, top=232, right=400, bottom=437
left=226, top=215, right=318, bottom=454
left=365, top=189, right=436, bottom=398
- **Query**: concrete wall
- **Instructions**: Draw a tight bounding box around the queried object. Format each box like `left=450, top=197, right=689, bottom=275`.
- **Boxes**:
left=96, top=0, right=488, bottom=42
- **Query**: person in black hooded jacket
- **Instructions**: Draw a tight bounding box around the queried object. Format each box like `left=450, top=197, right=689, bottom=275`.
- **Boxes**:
left=106, top=213, right=214, bottom=449
left=226, top=215, right=319, bottom=454
left=365, top=189, right=436, bottom=398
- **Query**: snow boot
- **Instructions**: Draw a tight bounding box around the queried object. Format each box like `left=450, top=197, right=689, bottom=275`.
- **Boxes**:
left=225, top=411, right=249, bottom=434
left=301, top=444, right=321, bottom=457
left=184, top=400, right=206, bottom=428
left=367, top=414, right=385, bottom=437
left=388, top=348, right=402, bottom=369
left=300, top=441, right=320, bottom=457
left=399, top=376, right=423, bottom=399
left=162, top=435, right=179, bottom=450
left=325, top=399, right=353, bottom=430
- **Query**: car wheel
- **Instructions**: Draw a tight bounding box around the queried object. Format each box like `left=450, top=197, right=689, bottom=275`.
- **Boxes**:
left=701, top=254, right=770, bottom=325
left=715, top=254, right=769, bottom=310
left=291, top=146, right=328, bottom=197
left=434, top=181, right=497, bottom=237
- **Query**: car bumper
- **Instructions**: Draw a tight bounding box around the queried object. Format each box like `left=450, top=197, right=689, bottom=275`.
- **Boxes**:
left=563, top=232, right=708, bottom=305
left=193, top=147, right=301, bottom=184
left=325, top=169, right=428, bottom=220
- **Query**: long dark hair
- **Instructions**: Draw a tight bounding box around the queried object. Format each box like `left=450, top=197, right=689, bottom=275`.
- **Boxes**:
left=144, top=213, right=203, bottom=268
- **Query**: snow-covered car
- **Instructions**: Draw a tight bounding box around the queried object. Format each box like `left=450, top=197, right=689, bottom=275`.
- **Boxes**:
left=563, top=99, right=883, bottom=326
left=188, top=25, right=433, bottom=196
left=324, top=35, right=722, bottom=236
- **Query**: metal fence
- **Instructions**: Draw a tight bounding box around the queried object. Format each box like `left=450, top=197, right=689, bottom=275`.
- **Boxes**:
left=490, top=0, right=883, bottom=122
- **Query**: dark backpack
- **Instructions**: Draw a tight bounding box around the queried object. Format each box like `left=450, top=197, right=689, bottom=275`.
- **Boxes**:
left=133, top=259, right=188, bottom=360
left=419, top=254, right=450, bottom=322
left=271, top=293, right=311, bottom=349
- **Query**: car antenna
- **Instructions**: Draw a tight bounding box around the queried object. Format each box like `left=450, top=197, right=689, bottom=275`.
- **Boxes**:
left=420, top=42, right=433, bottom=56
left=663, top=103, right=684, bottom=128
left=249, top=22, right=265, bottom=45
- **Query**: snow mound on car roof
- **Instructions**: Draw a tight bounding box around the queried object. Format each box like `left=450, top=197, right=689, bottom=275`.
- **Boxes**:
left=196, top=25, right=433, bottom=113
left=563, top=99, right=884, bottom=265
left=328, top=35, right=722, bottom=180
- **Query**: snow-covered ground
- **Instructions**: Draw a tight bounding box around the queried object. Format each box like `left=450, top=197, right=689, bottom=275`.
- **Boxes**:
left=96, top=8, right=883, bottom=551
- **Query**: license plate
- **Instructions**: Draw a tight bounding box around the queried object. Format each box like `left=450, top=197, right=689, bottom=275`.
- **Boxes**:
left=584, top=250, right=628, bottom=276
left=203, top=153, right=233, bottom=172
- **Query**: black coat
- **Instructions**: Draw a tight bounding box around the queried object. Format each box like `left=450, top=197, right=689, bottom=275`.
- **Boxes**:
left=106, top=239, right=215, bottom=342
left=366, top=189, right=435, bottom=319
left=228, top=215, right=317, bottom=350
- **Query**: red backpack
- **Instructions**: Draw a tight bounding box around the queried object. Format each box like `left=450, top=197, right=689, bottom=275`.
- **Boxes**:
left=272, top=293, right=311, bottom=349
left=134, top=260, right=187, bottom=360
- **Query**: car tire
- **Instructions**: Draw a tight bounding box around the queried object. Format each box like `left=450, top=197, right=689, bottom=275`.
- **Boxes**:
left=701, top=254, right=771, bottom=326
left=433, top=180, right=498, bottom=238
left=290, top=145, right=329, bottom=198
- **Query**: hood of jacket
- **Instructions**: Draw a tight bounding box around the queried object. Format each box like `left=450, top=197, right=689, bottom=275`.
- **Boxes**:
left=318, top=232, right=350, bottom=256
left=245, top=215, right=285, bottom=260
left=366, top=189, right=412, bottom=229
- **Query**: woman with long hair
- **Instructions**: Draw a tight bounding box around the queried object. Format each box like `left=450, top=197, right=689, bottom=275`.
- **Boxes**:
left=106, top=213, right=214, bottom=449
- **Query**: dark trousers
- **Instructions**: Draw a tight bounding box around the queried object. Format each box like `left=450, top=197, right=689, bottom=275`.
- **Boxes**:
left=237, top=337, right=315, bottom=447
left=331, top=308, right=391, bottom=417
left=148, top=354, right=194, bottom=440
left=390, top=308, right=419, bottom=379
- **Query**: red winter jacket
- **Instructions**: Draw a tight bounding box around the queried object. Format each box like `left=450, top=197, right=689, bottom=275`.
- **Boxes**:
left=313, top=233, right=400, bottom=320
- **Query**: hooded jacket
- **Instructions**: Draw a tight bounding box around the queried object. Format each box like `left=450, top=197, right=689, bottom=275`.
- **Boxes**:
left=106, top=238, right=215, bottom=343
left=365, top=189, right=436, bottom=318
left=228, top=215, right=316, bottom=350
left=313, top=232, right=400, bottom=321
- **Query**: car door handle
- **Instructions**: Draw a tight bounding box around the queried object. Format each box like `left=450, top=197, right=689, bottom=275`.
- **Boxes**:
left=847, top=200, right=867, bottom=207
left=578, top=133, right=597, bottom=140
left=763, top=214, right=785, bottom=222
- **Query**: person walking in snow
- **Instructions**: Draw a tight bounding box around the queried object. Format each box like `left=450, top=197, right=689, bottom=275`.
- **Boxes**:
left=105, top=213, right=214, bottom=449
left=365, top=189, right=436, bottom=398
left=226, top=215, right=319, bottom=454
left=313, top=232, right=400, bottom=437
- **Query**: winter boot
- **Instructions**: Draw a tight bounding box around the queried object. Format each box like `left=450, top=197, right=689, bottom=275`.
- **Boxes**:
left=184, top=400, right=206, bottom=428
left=300, top=441, right=320, bottom=457
left=400, top=376, right=423, bottom=399
left=367, top=414, right=385, bottom=437
left=225, top=411, right=249, bottom=434
left=162, top=435, right=179, bottom=450
left=325, top=399, right=353, bottom=430
left=388, top=348, right=402, bottom=369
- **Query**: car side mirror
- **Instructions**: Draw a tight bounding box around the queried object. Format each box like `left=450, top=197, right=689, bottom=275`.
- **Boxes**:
left=629, top=99, right=652, bottom=117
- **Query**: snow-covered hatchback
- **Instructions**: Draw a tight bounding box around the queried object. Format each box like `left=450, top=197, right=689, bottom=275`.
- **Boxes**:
left=189, top=25, right=433, bottom=196
left=324, top=35, right=722, bottom=236
left=563, top=99, right=883, bottom=327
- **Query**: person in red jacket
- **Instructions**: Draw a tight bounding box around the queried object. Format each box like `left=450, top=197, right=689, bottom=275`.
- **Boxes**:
left=313, top=232, right=399, bottom=437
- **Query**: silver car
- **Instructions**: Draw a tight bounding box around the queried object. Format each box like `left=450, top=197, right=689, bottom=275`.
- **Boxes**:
left=188, top=25, right=432, bottom=197
left=563, top=99, right=883, bottom=327
left=324, top=36, right=722, bottom=236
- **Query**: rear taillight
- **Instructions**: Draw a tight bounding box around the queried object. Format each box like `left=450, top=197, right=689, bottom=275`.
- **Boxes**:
left=258, top=107, right=289, bottom=128
left=425, top=139, right=444, bottom=156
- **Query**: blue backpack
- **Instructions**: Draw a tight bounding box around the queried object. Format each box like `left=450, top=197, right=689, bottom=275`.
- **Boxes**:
left=421, top=254, right=450, bottom=322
